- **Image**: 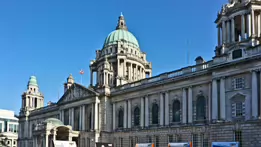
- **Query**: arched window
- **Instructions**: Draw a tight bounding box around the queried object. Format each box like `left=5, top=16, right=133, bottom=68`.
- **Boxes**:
left=152, top=103, right=159, bottom=124
left=172, top=100, right=181, bottom=122
left=118, top=109, right=124, bottom=128
left=196, top=96, right=206, bottom=120
left=134, top=107, right=140, bottom=126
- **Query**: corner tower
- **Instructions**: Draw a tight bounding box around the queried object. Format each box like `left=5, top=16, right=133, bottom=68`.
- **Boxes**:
left=90, top=13, right=152, bottom=88
left=214, top=0, right=261, bottom=63
left=20, top=76, right=44, bottom=115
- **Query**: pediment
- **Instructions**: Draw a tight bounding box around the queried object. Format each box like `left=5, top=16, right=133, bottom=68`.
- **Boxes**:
left=57, top=83, right=98, bottom=104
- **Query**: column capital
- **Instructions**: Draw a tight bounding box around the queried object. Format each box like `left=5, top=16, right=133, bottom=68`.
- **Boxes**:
left=251, top=69, right=260, bottom=72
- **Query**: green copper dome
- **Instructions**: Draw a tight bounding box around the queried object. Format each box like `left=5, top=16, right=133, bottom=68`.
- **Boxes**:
left=103, top=29, right=139, bottom=48
left=103, top=14, right=139, bottom=48
left=44, top=118, right=64, bottom=126
left=28, top=76, right=38, bottom=86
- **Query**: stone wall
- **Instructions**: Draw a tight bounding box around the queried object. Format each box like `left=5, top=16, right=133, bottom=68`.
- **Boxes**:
left=97, top=121, right=261, bottom=147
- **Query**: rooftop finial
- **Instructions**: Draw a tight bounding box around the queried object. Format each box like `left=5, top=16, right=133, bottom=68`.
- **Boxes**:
left=116, top=13, right=128, bottom=31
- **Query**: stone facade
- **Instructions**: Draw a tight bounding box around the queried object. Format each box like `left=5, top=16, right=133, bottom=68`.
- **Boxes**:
left=18, top=1, right=261, bottom=147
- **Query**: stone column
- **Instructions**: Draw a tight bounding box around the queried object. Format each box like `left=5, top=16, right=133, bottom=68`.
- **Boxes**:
left=128, top=100, right=131, bottom=128
left=160, top=93, right=164, bottom=126
left=227, top=20, right=231, bottom=43
left=165, top=91, right=169, bottom=125
left=258, top=71, right=261, bottom=117
left=69, top=108, right=71, bottom=125
left=91, top=103, right=94, bottom=130
left=130, top=63, right=133, bottom=81
left=182, top=88, right=187, bottom=124
left=53, top=129, right=57, bottom=141
left=220, top=77, right=226, bottom=120
left=247, top=14, right=252, bottom=38
left=79, top=106, right=82, bottom=130
left=82, top=105, right=85, bottom=131
left=90, top=70, right=93, bottom=86
left=145, top=95, right=149, bottom=127
left=222, top=21, right=226, bottom=44
left=123, top=60, right=126, bottom=78
left=252, top=70, right=258, bottom=118
left=94, top=101, right=99, bottom=130
left=45, top=133, right=49, bottom=147
left=106, top=72, right=109, bottom=85
left=252, top=10, right=255, bottom=36
left=71, top=108, right=74, bottom=129
left=59, top=110, right=62, bottom=122
left=113, top=103, right=116, bottom=130
left=140, top=97, right=144, bottom=127
left=208, top=82, right=212, bottom=121
left=124, top=101, right=127, bottom=128
left=117, top=59, right=121, bottom=77
left=231, top=17, right=235, bottom=42
left=257, top=13, right=261, bottom=37
left=96, top=71, right=99, bottom=86
left=212, top=79, right=218, bottom=120
left=188, top=87, right=193, bottom=123
left=241, top=14, right=245, bottom=40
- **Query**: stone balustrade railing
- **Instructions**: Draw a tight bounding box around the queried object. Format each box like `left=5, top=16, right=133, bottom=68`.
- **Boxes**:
left=111, top=61, right=212, bottom=93
left=31, top=104, right=58, bottom=114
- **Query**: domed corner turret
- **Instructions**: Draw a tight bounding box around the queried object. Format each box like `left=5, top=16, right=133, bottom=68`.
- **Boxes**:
left=28, top=76, right=38, bottom=87
left=64, top=74, right=74, bottom=93
left=20, top=75, right=44, bottom=115
left=67, top=74, right=74, bottom=84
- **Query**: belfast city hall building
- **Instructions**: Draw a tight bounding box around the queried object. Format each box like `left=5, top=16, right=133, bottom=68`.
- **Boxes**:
left=18, top=0, right=261, bottom=147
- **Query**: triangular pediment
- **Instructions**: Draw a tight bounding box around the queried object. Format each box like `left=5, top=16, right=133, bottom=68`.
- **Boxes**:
left=57, top=83, right=98, bottom=104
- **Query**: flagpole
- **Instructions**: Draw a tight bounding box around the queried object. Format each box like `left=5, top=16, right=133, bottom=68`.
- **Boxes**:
left=80, top=69, right=84, bottom=85
left=81, top=74, right=83, bottom=85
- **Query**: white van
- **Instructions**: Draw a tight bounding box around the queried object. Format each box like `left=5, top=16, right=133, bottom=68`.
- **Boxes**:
left=135, top=143, right=155, bottom=147
left=168, top=142, right=192, bottom=147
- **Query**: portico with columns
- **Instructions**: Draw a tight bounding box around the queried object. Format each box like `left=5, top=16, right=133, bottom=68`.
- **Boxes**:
left=32, top=118, right=79, bottom=147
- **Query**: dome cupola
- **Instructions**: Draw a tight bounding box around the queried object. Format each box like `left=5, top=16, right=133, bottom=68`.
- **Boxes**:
left=28, top=76, right=38, bottom=87
left=103, top=13, right=139, bottom=48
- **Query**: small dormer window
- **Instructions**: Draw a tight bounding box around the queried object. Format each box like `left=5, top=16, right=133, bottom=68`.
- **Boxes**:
left=232, top=49, right=242, bottom=59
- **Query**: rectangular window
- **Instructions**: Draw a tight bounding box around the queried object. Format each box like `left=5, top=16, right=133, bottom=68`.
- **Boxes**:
left=147, top=136, right=152, bottom=143
left=234, top=130, right=242, bottom=147
left=175, top=134, right=182, bottom=142
left=129, top=137, right=134, bottom=147
left=168, top=135, right=173, bottom=143
left=119, top=137, right=123, bottom=147
left=201, top=134, right=209, bottom=147
left=87, top=138, right=90, bottom=147
left=232, top=102, right=245, bottom=118
left=64, top=109, right=69, bottom=125
left=4, top=121, right=7, bottom=132
left=192, top=134, right=199, bottom=147
left=9, top=124, right=14, bottom=132
left=155, top=136, right=159, bottom=147
left=232, top=77, right=244, bottom=89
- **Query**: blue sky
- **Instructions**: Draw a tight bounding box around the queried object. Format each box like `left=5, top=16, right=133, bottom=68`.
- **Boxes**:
left=0, top=0, right=227, bottom=114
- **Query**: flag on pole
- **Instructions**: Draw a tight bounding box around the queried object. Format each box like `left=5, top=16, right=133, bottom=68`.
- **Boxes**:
left=80, top=69, right=84, bottom=75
